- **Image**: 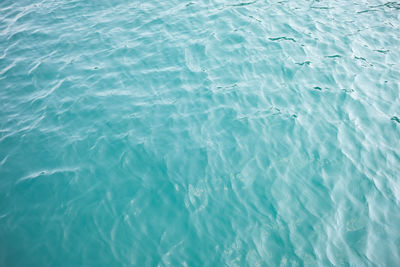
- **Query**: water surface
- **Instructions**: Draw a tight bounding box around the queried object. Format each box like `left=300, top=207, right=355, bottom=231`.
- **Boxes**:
left=1, top=0, right=400, bottom=266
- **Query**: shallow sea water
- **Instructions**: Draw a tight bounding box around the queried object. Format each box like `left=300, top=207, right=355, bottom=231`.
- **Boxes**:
left=1, top=0, right=400, bottom=266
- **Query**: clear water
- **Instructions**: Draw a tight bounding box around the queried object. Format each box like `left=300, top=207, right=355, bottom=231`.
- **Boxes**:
left=1, top=0, right=400, bottom=266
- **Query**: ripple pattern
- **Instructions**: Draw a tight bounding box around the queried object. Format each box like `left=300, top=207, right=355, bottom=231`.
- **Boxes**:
left=1, top=0, right=400, bottom=266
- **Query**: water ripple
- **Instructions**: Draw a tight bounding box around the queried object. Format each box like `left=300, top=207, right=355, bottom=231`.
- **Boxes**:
left=1, top=0, right=400, bottom=266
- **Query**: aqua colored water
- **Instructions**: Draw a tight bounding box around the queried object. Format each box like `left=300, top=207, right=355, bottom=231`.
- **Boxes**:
left=1, top=0, right=400, bottom=266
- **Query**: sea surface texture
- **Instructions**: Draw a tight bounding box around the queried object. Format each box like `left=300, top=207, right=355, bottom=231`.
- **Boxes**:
left=1, top=0, right=400, bottom=266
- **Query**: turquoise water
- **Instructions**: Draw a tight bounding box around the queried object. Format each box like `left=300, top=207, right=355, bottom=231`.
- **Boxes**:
left=1, top=0, right=400, bottom=265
